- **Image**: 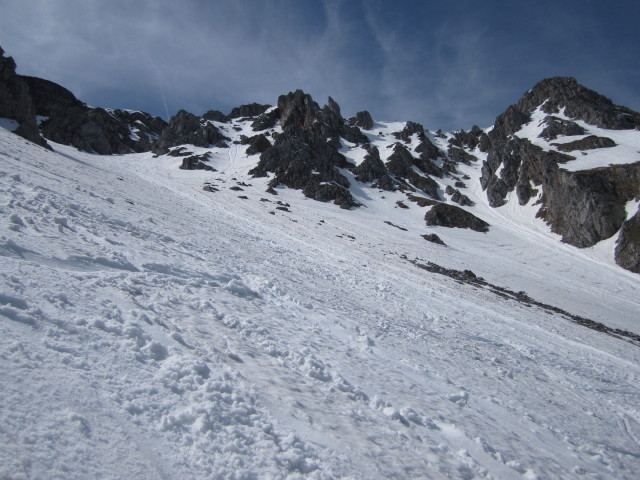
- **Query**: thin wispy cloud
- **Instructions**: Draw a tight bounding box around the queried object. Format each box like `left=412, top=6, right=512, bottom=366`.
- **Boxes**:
left=0, top=0, right=637, bottom=130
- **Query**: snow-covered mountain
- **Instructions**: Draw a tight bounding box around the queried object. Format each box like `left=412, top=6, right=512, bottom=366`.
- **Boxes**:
left=1, top=47, right=640, bottom=479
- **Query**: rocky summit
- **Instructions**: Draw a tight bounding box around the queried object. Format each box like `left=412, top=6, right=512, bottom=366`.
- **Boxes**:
left=1, top=47, right=639, bottom=273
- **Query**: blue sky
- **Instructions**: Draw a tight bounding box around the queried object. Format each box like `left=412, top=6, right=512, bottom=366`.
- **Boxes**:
left=1, top=0, right=638, bottom=130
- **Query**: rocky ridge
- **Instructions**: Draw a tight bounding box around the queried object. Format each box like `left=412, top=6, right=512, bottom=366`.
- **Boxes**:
left=1, top=46, right=638, bottom=273
left=478, top=76, right=640, bottom=271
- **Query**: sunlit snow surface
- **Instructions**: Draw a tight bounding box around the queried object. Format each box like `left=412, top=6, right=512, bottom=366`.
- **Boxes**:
left=1, top=123, right=640, bottom=479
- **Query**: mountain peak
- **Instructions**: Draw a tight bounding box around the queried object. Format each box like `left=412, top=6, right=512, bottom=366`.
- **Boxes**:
left=517, top=76, right=640, bottom=130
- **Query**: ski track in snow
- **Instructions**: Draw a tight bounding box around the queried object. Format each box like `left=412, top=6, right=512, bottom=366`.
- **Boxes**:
left=1, top=125, right=640, bottom=479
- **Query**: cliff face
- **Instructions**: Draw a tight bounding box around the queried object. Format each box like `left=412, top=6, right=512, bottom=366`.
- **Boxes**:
left=0, top=48, right=50, bottom=148
left=20, top=75, right=168, bottom=155
left=479, top=77, right=640, bottom=271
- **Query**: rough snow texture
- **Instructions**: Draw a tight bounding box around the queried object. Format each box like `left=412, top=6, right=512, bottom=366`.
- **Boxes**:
left=1, top=121, right=640, bottom=479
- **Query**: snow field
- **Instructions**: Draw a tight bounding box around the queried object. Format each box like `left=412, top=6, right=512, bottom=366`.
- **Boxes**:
left=1, top=124, right=640, bottom=479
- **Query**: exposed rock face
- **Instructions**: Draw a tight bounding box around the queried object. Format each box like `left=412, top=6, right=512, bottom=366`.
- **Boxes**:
left=424, top=203, right=490, bottom=232
left=228, top=103, right=270, bottom=119
left=21, top=74, right=166, bottom=154
left=445, top=186, right=474, bottom=206
left=479, top=76, right=640, bottom=272
left=180, top=152, right=215, bottom=171
left=422, top=233, right=446, bottom=246
left=21, top=76, right=81, bottom=116
left=153, top=110, right=229, bottom=154
left=539, top=116, right=586, bottom=140
left=615, top=206, right=640, bottom=273
left=517, top=77, right=640, bottom=130
left=352, top=145, right=387, bottom=183
left=393, top=121, right=425, bottom=143
left=0, top=47, right=50, bottom=148
left=245, top=134, right=272, bottom=155
left=551, top=135, right=616, bottom=152
left=40, top=106, right=166, bottom=154
left=202, top=110, right=228, bottom=123
left=248, top=90, right=374, bottom=208
left=250, top=124, right=356, bottom=209
left=384, top=143, right=441, bottom=199
left=352, top=110, right=374, bottom=130
left=251, top=108, right=280, bottom=131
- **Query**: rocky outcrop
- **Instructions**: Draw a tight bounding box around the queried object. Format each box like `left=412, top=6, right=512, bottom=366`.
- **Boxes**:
left=539, top=116, right=586, bottom=140
left=20, top=73, right=166, bottom=154
left=0, top=47, right=50, bottom=148
left=180, top=152, right=215, bottom=171
left=445, top=186, right=473, bottom=206
left=245, top=134, right=272, bottom=155
left=352, top=145, right=387, bottom=183
left=551, top=135, right=616, bottom=152
left=516, top=77, right=640, bottom=130
left=615, top=206, right=640, bottom=273
left=153, top=110, right=228, bottom=154
left=393, top=121, right=425, bottom=143
left=422, top=233, right=446, bottom=245
left=424, top=203, right=489, bottom=232
left=351, top=110, right=374, bottom=130
left=383, top=143, right=441, bottom=199
left=249, top=124, right=356, bottom=209
left=38, top=106, right=166, bottom=154
left=251, top=108, right=280, bottom=131
left=248, top=90, right=375, bottom=208
left=202, top=110, right=228, bottom=123
left=228, top=103, right=270, bottom=119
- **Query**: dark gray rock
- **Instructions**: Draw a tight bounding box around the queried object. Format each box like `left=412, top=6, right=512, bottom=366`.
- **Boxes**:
left=352, top=145, right=387, bottom=183
left=447, top=145, right=477, bottom=165
left=372, top=174, right=397, bottom=191
left=21, top=75, right=82, bottom=116
left=153, top=110, right=229, bottom=154
left=615, top=206, right=640, bottom=273
left=385, top=143, right=415, bottom=178
left=202, top=110, right=228, bottom=123
left=551, top=135, right=616, bottom=152
left=21, top=73, right=166, bottom=154
left=228, top=103, right=270, bottom=119
left=326, top=96, right=341, bottom=117
left=245, top=134, right=272, bottom=155
left=424, top=203, right=489, bottom=232
left=445, top=186, right=474, bottom=206
left=415, top=136, right=442, bottom=161
left=180, top=152, right=215, bottom=171
left=248, top=118, right=357, bottom=209
left=478, top=133, right=491, bottom=152
left=0, top=47, right=50, bottom=148
left=393, top=121, right=425, bottom=143
left=422, top=233, right=446, bottom=245
left=518, top=77, right=640, bottom=130
left=536, top=162, right=640, bottom=247
left=449, top=126, right=484, bottom=151
left=539, top=116, right=586, bottom=140
left=251, top=108, right=280, bottom=131
left=385, top=143, right=441, bottom=199
left=353, top=110, right=374, bottom=130
left=278, top=90, right=319, bottom=130
left=247, top=90, right=376, bottom=208
left=41, top=106, right=167, bottom=154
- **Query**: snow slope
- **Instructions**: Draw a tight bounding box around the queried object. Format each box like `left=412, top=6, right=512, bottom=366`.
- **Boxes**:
left=1, top=124, right=640, bottom=479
